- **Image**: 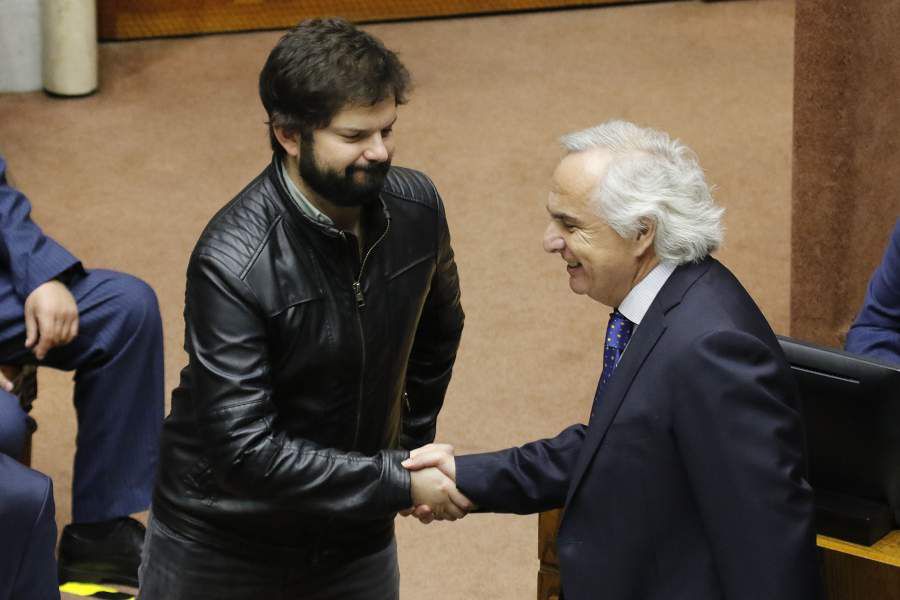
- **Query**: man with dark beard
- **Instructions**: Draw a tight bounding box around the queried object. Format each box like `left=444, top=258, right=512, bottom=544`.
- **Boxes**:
left=140, top=18, right=470, bottom=599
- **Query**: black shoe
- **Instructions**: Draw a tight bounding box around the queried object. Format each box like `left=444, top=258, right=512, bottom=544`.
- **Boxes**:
left=58, top=516, right=145, bottom=587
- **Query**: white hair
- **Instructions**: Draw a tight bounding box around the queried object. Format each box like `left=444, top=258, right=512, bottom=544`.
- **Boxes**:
left=560, top=120, right=724, bottom=265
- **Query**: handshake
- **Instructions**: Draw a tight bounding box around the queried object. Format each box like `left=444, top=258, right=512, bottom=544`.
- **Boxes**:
left=400, top=443, right=475, bottom=524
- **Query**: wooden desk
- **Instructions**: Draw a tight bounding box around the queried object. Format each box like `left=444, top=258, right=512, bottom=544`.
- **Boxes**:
left=818, top=531, right=900, bottom=600
left=538, top=510, right=900, bottom=600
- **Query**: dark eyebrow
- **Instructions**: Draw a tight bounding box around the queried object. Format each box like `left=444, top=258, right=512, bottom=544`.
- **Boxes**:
left=335, top=116, right=398, bottom=136
left=335, top=127, right=366, bottom=136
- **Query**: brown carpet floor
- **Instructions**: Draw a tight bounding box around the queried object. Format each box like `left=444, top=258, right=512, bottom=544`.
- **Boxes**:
left=0, top=1, right=794, bottom=598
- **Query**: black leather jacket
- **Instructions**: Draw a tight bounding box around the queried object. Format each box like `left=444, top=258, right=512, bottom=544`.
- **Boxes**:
left=152, top=159, right=464, bottom=564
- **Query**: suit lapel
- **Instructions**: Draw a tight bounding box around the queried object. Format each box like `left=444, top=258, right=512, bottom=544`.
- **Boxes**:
left=563, top=316, right=665, bottom=508
left=563, top=258, right=715, bottom=509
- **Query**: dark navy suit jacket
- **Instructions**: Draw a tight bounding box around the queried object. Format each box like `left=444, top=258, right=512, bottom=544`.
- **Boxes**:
left=0, top=156, right=65, bottom=598
left=0, top=155, right=82, bottom=327
left=846, top=219, right=900, bottom=365
left=0, top=454, right=59, bottom=600
left=456, top=258, right=821, bottom=600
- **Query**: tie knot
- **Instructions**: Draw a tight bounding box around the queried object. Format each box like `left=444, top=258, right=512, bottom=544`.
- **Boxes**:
left=604, top=310, right=634, bottom=351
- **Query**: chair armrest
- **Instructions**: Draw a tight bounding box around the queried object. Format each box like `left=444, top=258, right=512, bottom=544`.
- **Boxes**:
left=2, top=364, right=38, bottom=413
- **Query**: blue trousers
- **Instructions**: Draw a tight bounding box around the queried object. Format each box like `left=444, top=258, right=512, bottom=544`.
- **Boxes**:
left=0, top=269, right=164, bottom=523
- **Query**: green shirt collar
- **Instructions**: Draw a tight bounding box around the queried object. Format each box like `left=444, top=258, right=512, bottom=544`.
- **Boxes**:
left=278, top=159, right=335, bottom=227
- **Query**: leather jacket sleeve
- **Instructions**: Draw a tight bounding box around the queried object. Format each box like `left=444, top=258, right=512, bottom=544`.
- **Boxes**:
left=400, top=195, right=465, bottom=451
left=186, top=253, right=412, bottom=517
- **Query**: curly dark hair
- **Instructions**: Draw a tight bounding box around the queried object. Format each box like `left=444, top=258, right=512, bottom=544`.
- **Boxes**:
left=259, top=18, right=411, bottom=159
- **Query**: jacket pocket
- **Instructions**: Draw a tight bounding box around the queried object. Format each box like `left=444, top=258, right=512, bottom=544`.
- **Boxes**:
left=386, top=253, right=434, bottom=281
left=181, top=456, right=217, bottom=506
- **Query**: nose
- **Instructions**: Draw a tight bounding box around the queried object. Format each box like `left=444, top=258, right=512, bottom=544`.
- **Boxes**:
left=363, top=133, right=389, bottom=163
left=543, top=221, right=565, bottom=254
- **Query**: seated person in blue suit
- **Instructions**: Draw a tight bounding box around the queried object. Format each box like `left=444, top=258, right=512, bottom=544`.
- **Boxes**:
left=403, top=121, right=822, bottom=600
left=0, top=154, right=165, bottom=586
left=846, top=219, right=900, bottom=365
left=0, top=449, right=59, bottom=600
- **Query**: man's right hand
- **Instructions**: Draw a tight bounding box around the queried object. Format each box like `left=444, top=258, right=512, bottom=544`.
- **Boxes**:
left=408, top=466, right=472, bottom=523
left=24, top=280, right=79, bottom=360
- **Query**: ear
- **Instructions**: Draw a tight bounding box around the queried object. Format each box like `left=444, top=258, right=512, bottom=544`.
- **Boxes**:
left=273, top=126, right=300, bottom=158
left=633, top=218, right=657, bottom=257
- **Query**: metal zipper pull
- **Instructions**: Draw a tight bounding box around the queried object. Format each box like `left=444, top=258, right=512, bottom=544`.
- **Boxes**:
left=352, top=280, right=366, bottom=309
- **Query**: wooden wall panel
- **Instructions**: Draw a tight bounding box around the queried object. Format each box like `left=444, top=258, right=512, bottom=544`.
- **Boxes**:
left=538, top=509, right=563, bottom=600
left=97, top=0, right=643, bottom=40
left=821, top=549, right=900, bottom=600
left=791, top=1, right=900, bottom=346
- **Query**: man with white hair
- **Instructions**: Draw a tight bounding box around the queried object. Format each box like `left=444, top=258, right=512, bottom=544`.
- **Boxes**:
left=403, top=121, right=821, bottom=599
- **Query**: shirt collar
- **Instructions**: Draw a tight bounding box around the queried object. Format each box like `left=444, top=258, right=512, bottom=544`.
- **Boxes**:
left=278, top=159, right=335, bottom=227
left=618, top=261, right=676, bottom=325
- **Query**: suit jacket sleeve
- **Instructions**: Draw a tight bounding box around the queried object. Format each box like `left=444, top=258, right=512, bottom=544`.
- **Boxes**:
left=0, top=156, right=83, bottom=300
left=185, top=253, right=411, bottom=518
left=400, top=188, right=464, bottom=451
left=455, top=424, right=587, bottom=514
left=672, top=329, right=819, bottom=600
left=12, top=475, right=59, bottom=600
left=846, top=218, right=900, bottom=365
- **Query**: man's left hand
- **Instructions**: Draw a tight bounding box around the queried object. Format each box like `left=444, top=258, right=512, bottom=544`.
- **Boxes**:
left=24, top=280, right=79, bottom=360
left=402, top=443, right=477, bottom=523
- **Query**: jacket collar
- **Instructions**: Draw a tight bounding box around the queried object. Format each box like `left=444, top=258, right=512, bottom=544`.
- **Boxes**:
left=563, top=257, right=715, bottom=508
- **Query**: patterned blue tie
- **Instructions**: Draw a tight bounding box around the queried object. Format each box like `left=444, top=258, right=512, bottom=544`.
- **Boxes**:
left=590, top=310, right=635, bottom=421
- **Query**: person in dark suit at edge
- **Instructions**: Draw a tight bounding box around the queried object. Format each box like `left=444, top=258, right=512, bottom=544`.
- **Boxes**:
left=0, top=154, right=165, bottom=594
left=0, top=426, right=59, bottom=599
left=0, top=156, right=163, bottom=597
left=846, top=219, right=900, bottom=365
left=403, top=120, right=822, bottom=600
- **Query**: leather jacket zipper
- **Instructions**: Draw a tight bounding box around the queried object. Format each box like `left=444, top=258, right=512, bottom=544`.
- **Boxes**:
left=343, top=218, right=391, bottom=449
left=351, top=219, right=391, bottom=309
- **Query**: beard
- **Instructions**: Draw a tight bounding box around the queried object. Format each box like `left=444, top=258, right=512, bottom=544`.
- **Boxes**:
left=298, top=142, right=390, bottom=208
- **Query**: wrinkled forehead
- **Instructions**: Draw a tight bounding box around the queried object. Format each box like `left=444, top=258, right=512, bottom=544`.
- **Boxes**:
left=549, top=149, right=613, bottom=208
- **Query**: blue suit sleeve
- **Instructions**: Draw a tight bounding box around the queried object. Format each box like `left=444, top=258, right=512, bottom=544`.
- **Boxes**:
left=12, top=475, right=59, bottom=600
left=672, top=329, right=819, bottom=600
left=455, top=424, right=586, bottom=514
left=846, top=219, right=900, bottom=365
left=0, top=155, right=83, bottom=300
